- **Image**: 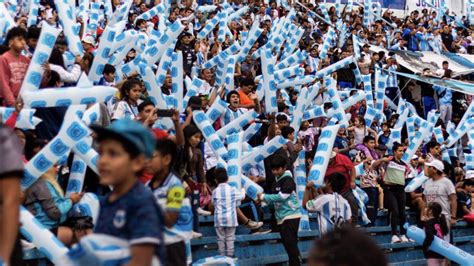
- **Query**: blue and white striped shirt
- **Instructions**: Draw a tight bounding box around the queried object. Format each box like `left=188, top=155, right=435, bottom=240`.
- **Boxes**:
left=384, top=65, right=398, bottom=88
left=305, top=193, right=351, bottom=235
left=212, top=183, right=245, bottom=227
left=222, top=107, right=246, bottom=125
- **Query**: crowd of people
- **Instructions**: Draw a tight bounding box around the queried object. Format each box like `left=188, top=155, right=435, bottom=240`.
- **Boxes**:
left=1, top=0, right=474, bottom=265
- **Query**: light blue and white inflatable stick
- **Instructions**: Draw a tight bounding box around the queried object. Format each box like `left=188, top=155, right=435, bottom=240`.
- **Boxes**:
left=362, top=0, right=371, bottom=28
left=303, top=106, right=327, bottom=121
left=22, top=106, right=89, bottom=190
left=0, top=3, right=15, bottom=39
left=170, top=51, right=184, bottom=111
left=71, top=193, right=100, bottom=224
left=433, top=126, right=451, bottom=163
left=243, top=123, right=262, bottom=143
left=402, top=121, right=431, bottom=163
left=20, top=23, right=61, bottom=93
left=341, top=91, right=366, bottom=110
left=224, top=55, right=237, bottom=91
left=197, top=12, right=221, bottom=40
left=294, top=150, right=310, bottom=231
left=237, top=20, right=263, bottom=62
left=216, top=110, right=257, bottom=138
left=304, top=82, right=321, bottom=108
left=374, top=70, right=387, bottom=113
left=276, top=75, right=315, bottom=90
left=155, top=47, right=174, bottom=86
left=290, top=88, right=308, bottom=141
left=241, top=136, right=288, bottom=171
left=217, top=11, right=228, bottom=43
left=88, top=23, right=120, bottom=83
left=72, top=137, right=99, bottom=174
left=108, top=0, right=132, bottom=26
left=405, top=171, right=428, bottom=193
left=227, top=5, right=249, bottom=21
left=405, top=224, right=474, bottom=266
left=446, top=118, right=474, bottom=148
left=465, top=154, right=474, bottom=170
left=77, top=0, right=89, bottom=21
left=274, top=65, right=305, bottom=82
left=276, top=49, right=307, bottom=70
left=214, top=52, right=229, bottom=88
left=27, top=0, right=39, bottom=27
left=22, top=85, right=117, bottom=108
left=364, top=106, right=377, bottom=128
left=362, top=74, right=374, bottom=108
left=319, top=27, right=335, bottom=60
left=138, top=64, right=167, bottom=108
left=282, top=26, right=304, bottom=59
left=109, top=31, right=139, bottom=66
left=109, top=30, right=139, bottom=57
left=183, top=77, right=202, bottom=109
left=315, top=56, right=354, bottom=79
left=227, top=132, right=244, bottom=189
left=66, top=156, right=87, bottom=196
left=307, top=125, right=339, bottom=187
left=54, top=0, right=84, bottom=56
left=136, top=3, right=166, bottom=21
left=20, top=206, right=69, bottom=264
left=143, top=20, right=184, bottom=65
left=206, top=99, right=228, bottom=124
left=353, top=186, right=371, bottom=225
left=262, top=49, right=278, bottom=114
left=0, top=107, right=41, bottom=130
left=193, top=111, right=228, bottom=161
left=197, top=5, right=217, bottom=13
left=468, top=0, right=474, bottom=26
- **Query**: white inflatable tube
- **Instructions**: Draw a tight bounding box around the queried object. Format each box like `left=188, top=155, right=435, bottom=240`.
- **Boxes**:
left=308, top=125, right=339, bottom=187
left=226, top=132, right=244, bottom=189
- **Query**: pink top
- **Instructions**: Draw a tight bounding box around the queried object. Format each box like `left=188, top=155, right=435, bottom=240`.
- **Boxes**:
left=0, top=51, right=30, bottom=106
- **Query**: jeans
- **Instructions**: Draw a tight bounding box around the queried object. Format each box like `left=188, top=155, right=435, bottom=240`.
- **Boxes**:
left=383, top=185, right=406, bottom=235
left=422, top=96, right=437, bottom=119
left=279, top=218, right=301, bottom=266
left=362, top=187, right=379, bottom=226
left=216, top=227, right=237, bottom=257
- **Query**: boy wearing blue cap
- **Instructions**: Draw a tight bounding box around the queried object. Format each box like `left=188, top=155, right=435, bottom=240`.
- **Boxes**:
left=91, top=119, right=164, bottom=265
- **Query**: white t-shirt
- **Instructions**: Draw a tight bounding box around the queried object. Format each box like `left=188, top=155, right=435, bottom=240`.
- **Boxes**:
left=423, top=177, right=456, bottom=221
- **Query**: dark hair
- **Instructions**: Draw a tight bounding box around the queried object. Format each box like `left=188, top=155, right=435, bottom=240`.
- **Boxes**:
left=46, top=71, right=61, bottom=87
left=188, top=95, right=202, bottom=109
left=427, top=202, right=449, bottom=235
left=103, top=64, right=116, bottom=75
left=393, top=142, right=404, bottom=152
left=183, top=125, right=202, bottom=142
left=309, top=227, right=388, bottom=266
left=463, top=179, right=474, bottom=188
left=280, top=126, right=295, bottom=139
left=240, top=77, right=255, bottom=87
left=49, top=48, right=65, bottom=68
left=138, top=100, right=155, bottom=113
left=135, top=18, right=146, bottom=27
left=214, top=168, right=229, bottom=184
left=4, top=27, right=27, bottom=45
left=326, top=173, right=346, bottom=193
left=363, top=135, right=375, bottom=144
left=270, top=155, right=287, bottom=170
left=120, top=79, right=142, bottom=100
left=155, top=139, right=178, bottom=169
left=276, top=114, right=288, bottom=122
left=278, top=102, right=289, bottom=112
left=27, top=26, right=41, bottom=40
left=442, top=61, right=449, bottom=65
left=425, top=141, right=440, bottom=153
left=226, top=90, right=240, bottom=104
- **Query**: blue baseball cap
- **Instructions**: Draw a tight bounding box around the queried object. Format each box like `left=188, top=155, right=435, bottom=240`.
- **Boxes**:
left=91, top=118, right=156, bottom=158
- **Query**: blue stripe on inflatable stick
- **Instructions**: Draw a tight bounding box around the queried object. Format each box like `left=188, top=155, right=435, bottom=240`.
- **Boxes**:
left=241, top=136, right=288, bottom=171
left=291, top=87, right=308, bottom=142
left=446, top=117, right=474, bottom=147
left=405, top=171, right=429, bottom=193
left=227, top=132, right=244, bottom=189
left=0, top=107, right=41, bottom=130
left=66, top=155, right=87, bottom=196
left=183, top=76, right=203, bottom=109
left=243, top=123, right=262, bottom=143
left=137, top=62, right=167, bottom=108
left=109, top=30, right=139, bottom=59
left=136, top=2, right=166, bottom=21
left=282, top=25, right=304, bottom=59
left=307, top=125, right=339, bottom=188
left=202, top=42, right=241, bottom=69
left=405, top=223, right=474, bottom=265
left=197, top=12, right=221, bottom=40
left=262, top=49, right=278, bottom=114
left=206, top=99, right=228, bottom=124
left=315, top=55, right=354, bottom=79
left=20, top=23, right=61, bottom=94
left=237, top=20, right=263, bottom=62
left=72, top=136, right=99, bottom=175
left=341, top=90, right=366, bottom=110
left=108, top=0, right=132, bottom=26
left=171, top=51, right=184, bottom=112
left=193, top=110, right=228, bottom=161
left=155, top=46, right=175, bottom=86
left=0, top=3, right=16, bottom=37
left=353, top=186, right=371, bottom=225
left=20, top=206, right=69, bottom=264
left=302, top=106, right=327, bottom=121
left=276, top=49, right=307, bottom=71
left=374, top=69, right=388, bottom=113
left=27, top=0, right=40, bottom=27
left=143, top=20, right=184, bottom=65
left=54, top=0, right=84, bottom=56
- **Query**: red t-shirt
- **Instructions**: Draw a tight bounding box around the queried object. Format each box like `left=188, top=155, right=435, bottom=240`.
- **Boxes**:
left=324, top=153, right=354, bottom=192
left=0, top=51, right=30, bottom=106
left=152, top=128, right=169, bottom=140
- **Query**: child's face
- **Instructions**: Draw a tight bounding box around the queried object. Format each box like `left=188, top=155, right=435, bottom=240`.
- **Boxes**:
left=271, top=167, right=285, bottom=177
left=147, top=151, right=170, bottom=176
left=466, top=185, right=474, bottom=193
left=128, top=85, right=142, bottom=103
left=104, top=72, right=115, bottom=82
left=188, top=133, right=202, bottom=148
left=278, top=120, right=289, bottom=128
left=9, top=36, right=26, bottom=53
left=98, top=139, right=145, bottom=186
left=382, top=125, right=389, bottom=132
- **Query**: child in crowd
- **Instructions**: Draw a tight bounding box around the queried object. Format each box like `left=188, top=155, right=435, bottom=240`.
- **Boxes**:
left=211, top=168, right=245, bottom=258
left=303, top=173, right=352, bottom=235
left=258, top=155, right=302, bottom=266
left=147, top=139, right=193, bottom=265
left=111, top=79, right=144, bottom=120
left=298, top=120, right=318, bottom=152
left=422, top=202, right=449, bottom=266
left=456, top=179, right=474, bottom=218
left=91, top=119, right=164, bottom=265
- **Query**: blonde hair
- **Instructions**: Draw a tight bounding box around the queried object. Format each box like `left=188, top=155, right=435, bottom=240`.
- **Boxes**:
left=40, top=167, right=64, bottom=197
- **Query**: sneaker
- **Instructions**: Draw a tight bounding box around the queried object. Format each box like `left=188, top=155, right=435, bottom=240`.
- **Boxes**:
left=391, top=235, right=402, bottom=243
left=192, top=231, right=203, bottom=239
left=400, top=235, right=415, bottom=242
left=245, top=220, right=263, bottom=230
left=197, top=207, right=211, bottom=216
left=251, top=228, right=272, bottom=235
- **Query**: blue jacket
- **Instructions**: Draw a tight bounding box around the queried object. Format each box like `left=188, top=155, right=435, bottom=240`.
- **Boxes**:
left=25, top=179, right=72, bottom=229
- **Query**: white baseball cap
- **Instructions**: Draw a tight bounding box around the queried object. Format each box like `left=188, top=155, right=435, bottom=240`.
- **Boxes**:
left=466, top=170, right=474, bottom=179
left=425, top=159, right=444, bottom=172
left=82, top=35, right=96, bottom=46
